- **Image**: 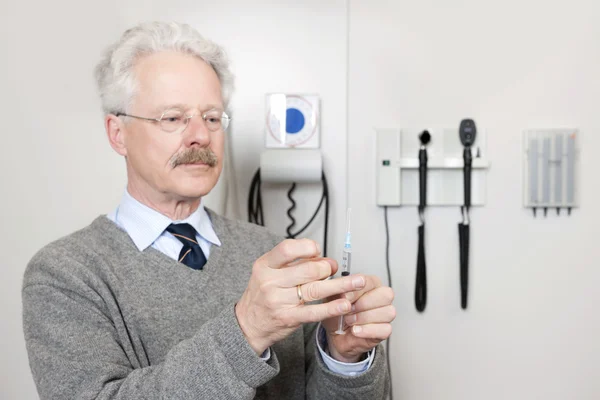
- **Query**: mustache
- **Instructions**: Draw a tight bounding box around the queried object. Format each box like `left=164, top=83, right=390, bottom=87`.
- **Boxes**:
left=170, top=148, right=218, bottom=168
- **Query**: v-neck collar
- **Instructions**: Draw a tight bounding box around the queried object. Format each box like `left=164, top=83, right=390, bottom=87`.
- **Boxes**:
left=93, top=209, right=229, bottom=288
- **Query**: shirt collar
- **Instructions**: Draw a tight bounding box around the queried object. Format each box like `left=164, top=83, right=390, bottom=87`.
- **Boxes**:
left=115, top=190, right=221, bottom=251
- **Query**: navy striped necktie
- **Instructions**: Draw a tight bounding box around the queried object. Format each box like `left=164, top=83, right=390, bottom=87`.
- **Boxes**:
left=166, top=223, right=207, bottom=270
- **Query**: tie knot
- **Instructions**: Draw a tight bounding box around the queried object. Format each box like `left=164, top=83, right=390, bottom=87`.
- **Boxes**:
left=166, top=223, right=198, bottom=246
left=166, top=223, right=207, bottom=270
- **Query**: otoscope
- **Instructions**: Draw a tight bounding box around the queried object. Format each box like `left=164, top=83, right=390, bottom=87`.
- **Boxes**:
left=415, top=130, right=430, bottom=312
left=458, top=119, right=476, bottom=310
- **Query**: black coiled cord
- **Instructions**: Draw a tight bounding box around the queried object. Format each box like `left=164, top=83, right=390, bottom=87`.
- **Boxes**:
left=286, top=183, right=297, bottom=238
left=248, top=169, right=329, bottom=257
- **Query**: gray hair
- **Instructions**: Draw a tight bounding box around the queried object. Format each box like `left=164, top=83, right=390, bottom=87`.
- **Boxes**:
left=94, top=21, right=234, bottom=115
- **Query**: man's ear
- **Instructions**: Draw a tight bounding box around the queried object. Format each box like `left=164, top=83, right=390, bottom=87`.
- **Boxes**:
left=105, top=114, right=127, bottom=157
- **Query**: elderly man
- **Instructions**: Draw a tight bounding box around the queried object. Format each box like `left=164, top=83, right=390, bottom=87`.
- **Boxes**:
left=22, top=22, right=394, bottom=399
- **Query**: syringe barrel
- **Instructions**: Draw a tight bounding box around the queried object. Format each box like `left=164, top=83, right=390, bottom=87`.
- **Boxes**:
left=341, top=249, right=352, bottom=276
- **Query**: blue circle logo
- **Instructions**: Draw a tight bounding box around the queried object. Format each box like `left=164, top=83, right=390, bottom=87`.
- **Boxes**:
left=286, top=108, right=305, bottom=134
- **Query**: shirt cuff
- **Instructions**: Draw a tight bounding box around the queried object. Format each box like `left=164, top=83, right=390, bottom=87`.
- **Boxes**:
left=316, top=323, right=375, bottom=376
left=260, top=347, right=271, bottom=361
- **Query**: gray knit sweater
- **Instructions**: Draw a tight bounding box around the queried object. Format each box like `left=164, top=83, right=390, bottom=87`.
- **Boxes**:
left=22, top=211, right=389, bottom=399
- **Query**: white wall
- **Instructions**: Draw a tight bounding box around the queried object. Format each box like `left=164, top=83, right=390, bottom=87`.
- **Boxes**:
left=0, top=3, right=123, bottom=400
left=348, top=1, right=600, bottom=399
left=0, top=1, right=347, bottom=398
left=2, top=0, right=600, bottom=399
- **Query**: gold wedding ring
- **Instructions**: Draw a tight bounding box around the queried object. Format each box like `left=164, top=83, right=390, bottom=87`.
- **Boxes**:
left=296, top=284, right=304, bottom=305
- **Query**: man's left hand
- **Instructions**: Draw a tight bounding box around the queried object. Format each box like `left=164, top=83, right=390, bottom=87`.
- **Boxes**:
left=322, top=275, right=396, bottom=363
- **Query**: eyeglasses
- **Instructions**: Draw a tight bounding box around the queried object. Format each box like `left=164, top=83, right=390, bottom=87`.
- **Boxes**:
left=117, top=107, right=230, bottom=134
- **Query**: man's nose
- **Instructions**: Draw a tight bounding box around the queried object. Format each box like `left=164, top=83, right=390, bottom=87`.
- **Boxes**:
left=182, top=115, right=211, bottom=147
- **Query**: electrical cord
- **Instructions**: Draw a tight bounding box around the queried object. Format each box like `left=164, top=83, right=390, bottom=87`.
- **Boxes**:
left=415, top=222, right=427, bottom=312
left=322, top=172, right=329, bottom=258
left=286, top=183, right=297, bottom=238
left=248, top=169, right=264, bottom=226
left=248, top=169, right=329, bottom=257
left=383, top=206, right=393, bottom=400
left=285, top=173, right=328, bottom=239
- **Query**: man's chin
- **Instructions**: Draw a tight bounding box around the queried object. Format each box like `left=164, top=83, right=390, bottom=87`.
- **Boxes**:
left=171, top=179, right=218, bottom=199
left=169, top=165, right=221, bottom=197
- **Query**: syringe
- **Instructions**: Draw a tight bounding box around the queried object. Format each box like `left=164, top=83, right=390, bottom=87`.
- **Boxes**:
left=335, top=208, right=352, bottom=335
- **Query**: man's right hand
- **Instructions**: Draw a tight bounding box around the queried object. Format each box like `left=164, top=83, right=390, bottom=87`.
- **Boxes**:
left=235, top=238, right=367, bottom=355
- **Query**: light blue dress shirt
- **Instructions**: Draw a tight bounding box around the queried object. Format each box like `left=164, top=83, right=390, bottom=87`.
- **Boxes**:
left=107, top=191, right=374, bottom=376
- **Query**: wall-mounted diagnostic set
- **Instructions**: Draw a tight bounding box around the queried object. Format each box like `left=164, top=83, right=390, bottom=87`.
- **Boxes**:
left=376, top=119, right=490, bottom=311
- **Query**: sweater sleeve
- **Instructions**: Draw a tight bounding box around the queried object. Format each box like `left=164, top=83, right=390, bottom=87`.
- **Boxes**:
left=303, top=322, right=390, bottom=399
left=22, top=252, right=280, bottom=400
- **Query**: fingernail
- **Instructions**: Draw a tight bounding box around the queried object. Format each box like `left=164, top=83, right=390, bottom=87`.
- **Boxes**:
left=352, top=325, right=362, bottom=334
left=346, top=314, right=357, bottom=325
left=352, top=276, right=365, bottom=288
left=338, top=302, right=350, bottom=313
